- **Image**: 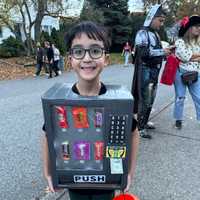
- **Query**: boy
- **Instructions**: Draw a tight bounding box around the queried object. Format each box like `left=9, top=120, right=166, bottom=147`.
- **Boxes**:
left=42, top=21, right=139, bottom=200
left=131, top=4, right=172, bottom=139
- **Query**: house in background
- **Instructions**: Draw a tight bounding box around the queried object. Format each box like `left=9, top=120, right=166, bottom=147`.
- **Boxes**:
left=0, top=0, right=84, bottom=44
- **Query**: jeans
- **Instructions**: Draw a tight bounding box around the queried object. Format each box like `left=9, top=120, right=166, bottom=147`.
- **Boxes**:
left=35, top=62, right=44, bottom=75
left=124, top=52, right=130, bottom=65
left=173, top=69, right=200, bottom=121
left=48, top=62, right=58, bottom=77
left=137, top=65, right=160, bottom=130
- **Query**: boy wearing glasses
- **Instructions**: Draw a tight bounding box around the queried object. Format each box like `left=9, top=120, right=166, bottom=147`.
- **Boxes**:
left=42, top=21, right=139, bottom=200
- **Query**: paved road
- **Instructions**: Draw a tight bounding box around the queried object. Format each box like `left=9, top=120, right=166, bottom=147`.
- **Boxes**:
left=0, top=64, right=199, bottom=200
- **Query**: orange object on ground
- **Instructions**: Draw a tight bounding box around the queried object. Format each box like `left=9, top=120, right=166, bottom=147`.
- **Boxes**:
left=113, top=193, right=139, bottom=200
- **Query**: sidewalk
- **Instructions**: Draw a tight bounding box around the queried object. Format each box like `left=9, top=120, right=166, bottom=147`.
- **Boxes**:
left=39, top=67, right=200, bottom=200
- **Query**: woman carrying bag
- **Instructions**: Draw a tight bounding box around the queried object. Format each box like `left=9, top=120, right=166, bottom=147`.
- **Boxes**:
left=173, top=15, right=200, bottom=129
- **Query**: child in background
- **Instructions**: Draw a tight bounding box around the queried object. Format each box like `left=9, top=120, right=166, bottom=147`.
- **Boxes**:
left=42, top=21, right=139, bottom=200
left=122, top=42, right=131, bottom=66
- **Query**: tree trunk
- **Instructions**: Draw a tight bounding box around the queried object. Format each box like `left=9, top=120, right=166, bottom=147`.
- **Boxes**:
left=34, top=16, right=43, bottom=43
left=34, top=0, right=45, bottom=43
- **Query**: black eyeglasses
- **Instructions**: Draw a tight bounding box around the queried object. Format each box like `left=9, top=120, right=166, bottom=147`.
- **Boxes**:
left=69, top=46, right=106, bottom=59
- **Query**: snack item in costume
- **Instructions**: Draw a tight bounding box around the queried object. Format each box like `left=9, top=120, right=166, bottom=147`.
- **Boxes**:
left=72, top=107, right=89, bottom=129
left=56, top=106, right=69, bottom=130
left=94, top=141, right=104, bottom=160
left=74, top=141, right=90, bottom=160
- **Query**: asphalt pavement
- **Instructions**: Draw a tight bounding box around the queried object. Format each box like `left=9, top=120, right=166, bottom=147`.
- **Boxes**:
left=0, top=64, right=199, bottom=200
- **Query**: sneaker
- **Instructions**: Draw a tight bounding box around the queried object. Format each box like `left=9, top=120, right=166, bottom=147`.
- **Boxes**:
left=145, top=121, right=156, bottom=129
left=33, top=74, right=37, bottom=77
left=58, top=70, right=62, bottom=75
left=139, top=129, right=152, bottom=139
left=175, top=120, right=182, bottom=129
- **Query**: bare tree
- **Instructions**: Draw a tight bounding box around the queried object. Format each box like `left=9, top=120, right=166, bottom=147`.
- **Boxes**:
left=0, top=0, right=75, bottom=55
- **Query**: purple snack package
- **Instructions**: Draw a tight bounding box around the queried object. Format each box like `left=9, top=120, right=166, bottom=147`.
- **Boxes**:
left=94, top=109, right=103, bottom=128
left=73, top=141, right=90, bottom=160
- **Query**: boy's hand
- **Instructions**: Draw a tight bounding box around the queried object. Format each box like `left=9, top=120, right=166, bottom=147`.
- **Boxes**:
left=123, top=173, right=133, bottom=193
left=46, top=176, right=55, bottom=193
left=163, top=48, right=172, bottom=56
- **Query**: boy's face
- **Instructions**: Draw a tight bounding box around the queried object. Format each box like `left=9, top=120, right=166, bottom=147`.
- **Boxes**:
left=69, top=33, right=109, bottom=82
left=151, top=16, right=165, bottom=30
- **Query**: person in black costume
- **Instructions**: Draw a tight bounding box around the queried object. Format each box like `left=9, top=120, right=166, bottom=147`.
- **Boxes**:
left=44, top=41, right=59, bottom=78
left=131, top=4, right=172, bottom=139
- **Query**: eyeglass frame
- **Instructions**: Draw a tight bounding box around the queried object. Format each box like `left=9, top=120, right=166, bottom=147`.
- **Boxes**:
left=69, top=46, right=108, bottom=60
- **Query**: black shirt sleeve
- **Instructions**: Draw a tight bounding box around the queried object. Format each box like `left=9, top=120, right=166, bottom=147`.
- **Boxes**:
left=131, top=117, right=137, bottom=132
left=42, top=124, right=46, bottom=132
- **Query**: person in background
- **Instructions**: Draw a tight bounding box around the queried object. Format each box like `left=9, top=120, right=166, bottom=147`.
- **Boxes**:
left=44, top=41, right=59, bottom=78
left=131, top=4, right=172, bottom=139
left=173, top=15, right=200, bottom=129
left=122, top=42, right=131, bottom=66
left=42, top=21, right=139, bottom=200
left=34, top=42, right=45, bottom=76
left=52, top=43, right=61, bottom=75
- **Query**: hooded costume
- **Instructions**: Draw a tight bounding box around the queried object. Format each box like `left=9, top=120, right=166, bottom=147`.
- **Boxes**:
left=131, top=4, right=166, bottom=131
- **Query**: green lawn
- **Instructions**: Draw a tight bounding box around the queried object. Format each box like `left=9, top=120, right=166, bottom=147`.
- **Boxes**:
left=109, top=53, right=124, bottom=65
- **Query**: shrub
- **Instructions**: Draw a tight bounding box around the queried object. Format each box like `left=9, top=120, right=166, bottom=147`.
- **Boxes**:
left=0, top=36, right=25, bottom=58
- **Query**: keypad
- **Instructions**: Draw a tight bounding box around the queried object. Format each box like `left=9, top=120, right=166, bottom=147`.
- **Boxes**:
left=109, top=115, right=127, bottom=145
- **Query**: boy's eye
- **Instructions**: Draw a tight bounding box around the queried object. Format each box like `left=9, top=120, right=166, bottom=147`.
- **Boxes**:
left=73, top=48, right=84, bottom=56
left=90, top=47, right=102, bottom=56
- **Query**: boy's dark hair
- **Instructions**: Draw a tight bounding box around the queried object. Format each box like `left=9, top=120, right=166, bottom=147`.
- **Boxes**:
left=65, top=21, right=111, bottom=52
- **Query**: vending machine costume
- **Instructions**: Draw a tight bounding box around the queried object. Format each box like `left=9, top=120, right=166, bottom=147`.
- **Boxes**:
left=42, top=83, right=134, bottom=190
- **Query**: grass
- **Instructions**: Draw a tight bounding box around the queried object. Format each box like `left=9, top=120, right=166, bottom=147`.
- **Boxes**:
left=109, top=53, right=124, bottom=65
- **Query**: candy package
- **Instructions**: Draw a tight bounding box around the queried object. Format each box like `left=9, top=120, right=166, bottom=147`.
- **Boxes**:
left=72, top=107, right=89, bottom=128
left=94, top=109, right=103, bottom=128
left=56, top=106, right=69, bottom=130
left=74, top=141, right=90, bottom=160
left=94, top=141, right=104, bottom=160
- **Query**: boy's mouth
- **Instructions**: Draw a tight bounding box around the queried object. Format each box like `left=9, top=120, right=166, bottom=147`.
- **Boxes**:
left=80, top=66, right=96, bottom=70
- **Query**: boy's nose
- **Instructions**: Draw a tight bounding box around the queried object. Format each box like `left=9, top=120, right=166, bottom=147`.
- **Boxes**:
left=83, top=51, right=92, bottom=61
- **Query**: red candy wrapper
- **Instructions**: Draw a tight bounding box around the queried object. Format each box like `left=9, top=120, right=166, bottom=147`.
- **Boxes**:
left=56, top=106, right=69, bottom=129
left=94, top=141, right=104, bottom=160
left=72, top=107, right=89, bottom=129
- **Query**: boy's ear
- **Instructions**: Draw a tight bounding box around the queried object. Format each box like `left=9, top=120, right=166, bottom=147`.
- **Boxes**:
left=68, top=55, right=72, bottom=67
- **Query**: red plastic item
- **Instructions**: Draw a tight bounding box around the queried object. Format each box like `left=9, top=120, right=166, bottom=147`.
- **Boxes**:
left=113, top=193, right=139, bottom=200
left=160, top=54, right=180, bottom=86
